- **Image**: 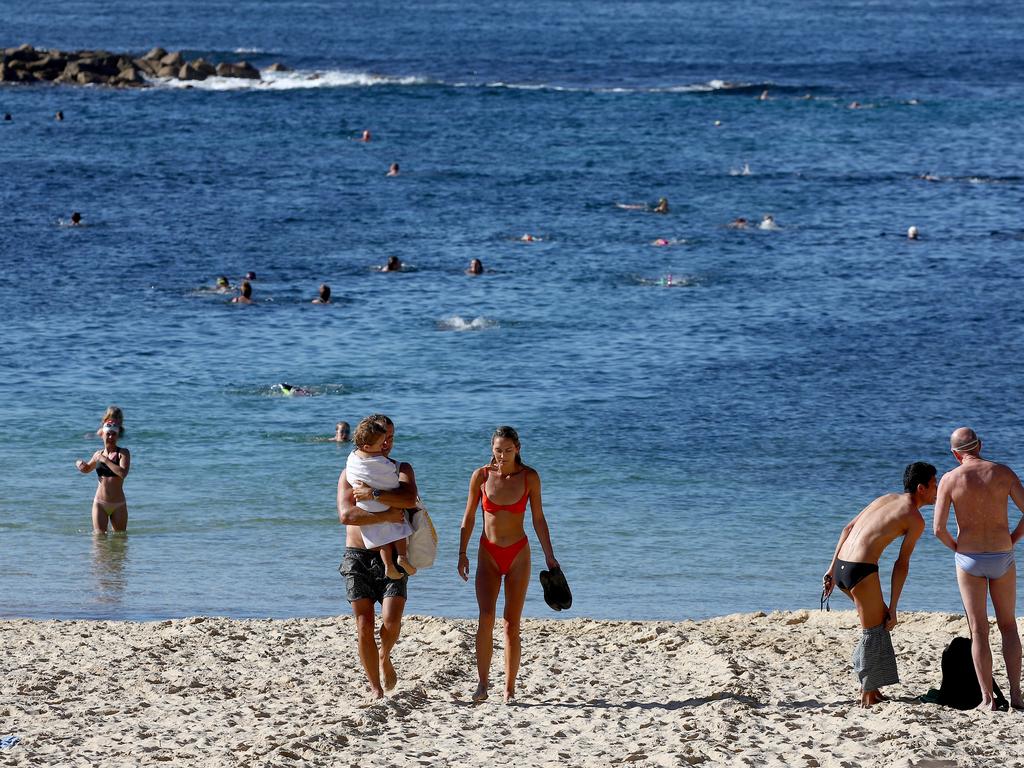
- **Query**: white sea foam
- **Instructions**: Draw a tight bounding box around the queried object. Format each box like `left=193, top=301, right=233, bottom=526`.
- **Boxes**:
left=436, top=315, right=497, bottom=331
left=148, top=69, right=432, bottom=91
left=147, top=70, right=756, bottom=94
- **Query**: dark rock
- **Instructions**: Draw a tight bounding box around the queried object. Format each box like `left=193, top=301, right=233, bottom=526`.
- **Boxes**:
left=143, top=46, right=167, bottom=61
left=133, top=57, right=159, bottom=76
left=75, top=70, right=104, bottom=85
left=156, top=64, right=179, bottom=79
left=215, top=61, right=260, bottom=79
left=77, top=57, right=120, bottom=77
left=266, top=62, right=290, bottom=72
left=24, top=55, right=67, bottom=77
left=191, top=58, right=216, bottom=76
left=116, top=66, right=145, bottom=86
left=178, top=63, right=207, bottom=81
left=4, top=44, right=38, bottom=62
left=159, top=51, right=183, bottom=67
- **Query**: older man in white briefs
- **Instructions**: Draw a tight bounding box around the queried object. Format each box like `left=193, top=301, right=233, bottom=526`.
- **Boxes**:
left=933, top=427, right=1024, bottom=711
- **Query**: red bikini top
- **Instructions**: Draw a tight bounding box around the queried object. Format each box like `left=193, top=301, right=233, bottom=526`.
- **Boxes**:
left=481, top=472, right=529, bottom=514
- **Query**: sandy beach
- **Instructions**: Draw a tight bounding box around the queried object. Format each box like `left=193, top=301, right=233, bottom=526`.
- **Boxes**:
left=3, top=610, right=1022, bottom=766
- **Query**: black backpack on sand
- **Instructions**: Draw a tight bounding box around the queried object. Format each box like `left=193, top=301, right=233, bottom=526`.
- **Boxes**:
left=928, top=636, right=1009, bottom=711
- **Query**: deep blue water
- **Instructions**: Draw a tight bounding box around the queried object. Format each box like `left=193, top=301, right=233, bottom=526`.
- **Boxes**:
left=2, top=0, right=1024, bottom=621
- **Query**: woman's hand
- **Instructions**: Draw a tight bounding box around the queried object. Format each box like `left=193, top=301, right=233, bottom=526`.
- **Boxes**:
left=546, top=555, right=560, bottom=571
left=458, top=552, right=470, bottom=581
left=75, top=459, right=87, bottom=473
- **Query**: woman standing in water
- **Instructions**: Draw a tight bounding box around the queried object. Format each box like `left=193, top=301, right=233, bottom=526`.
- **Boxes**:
left=458, top=426, right=559, bottom=702
left=75, top=406, right=131, bottom=532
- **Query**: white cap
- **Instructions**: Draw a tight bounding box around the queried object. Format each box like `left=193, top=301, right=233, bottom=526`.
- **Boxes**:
left=907, top=226, right=919, bottom=239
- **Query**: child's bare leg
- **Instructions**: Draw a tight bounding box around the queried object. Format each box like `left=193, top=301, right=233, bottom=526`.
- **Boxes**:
left=395, top=537, right=417, bottom=576
left=380, top=545, right=403, bottom=580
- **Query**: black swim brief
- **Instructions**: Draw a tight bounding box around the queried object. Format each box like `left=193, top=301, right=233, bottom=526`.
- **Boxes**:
left=339, top=547, right=408, bottom=604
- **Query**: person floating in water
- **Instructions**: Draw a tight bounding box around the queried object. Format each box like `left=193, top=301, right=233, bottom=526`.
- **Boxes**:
left=382, top=256, right=402, bottom=272
left=728, top=218, right=749, bottom=229
left=907, top=226, right=919, bottom=240
left=360, top=129, right=372, bottom=142
left=759, top=214, right=779, bottom=230
left=245, top=271, right=257, bottom=281
left=520, top=234, right=536, bottom=242
left=279, top=383, right=312, bottom=397
left=466, top=258, right=484, bottom=275
left=313, top=283, right=331, bottom=304
left=55, top=110, right=64, bottom=121
left=70, top=211, right=82, bottom=226
left=653, top=198, right=669, bottom=214
left=387, top=163, right=400, bottom=177
left=232, top=280, right=254, bottom=304
left=215, top=276, right=231, bottom=293
left=333, top=421, right=352, bottom=442
left=75, top=406, right=131, bottom=533
left=822, top=462, right=936, bottom=708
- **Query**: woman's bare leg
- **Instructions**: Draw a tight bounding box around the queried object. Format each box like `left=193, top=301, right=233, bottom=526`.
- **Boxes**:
left=91, top=500, right=109, bottom=533
left=474, top=550, right=501, bottom=701
left=501, top=545, right=531, bottom=702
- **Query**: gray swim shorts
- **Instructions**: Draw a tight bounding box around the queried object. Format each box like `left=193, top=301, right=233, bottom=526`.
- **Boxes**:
left=339, top=547, right=408, bottom=604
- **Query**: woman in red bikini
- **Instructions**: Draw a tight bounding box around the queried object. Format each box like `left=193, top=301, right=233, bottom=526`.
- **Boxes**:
left=458, top=425, right=559, bottom=703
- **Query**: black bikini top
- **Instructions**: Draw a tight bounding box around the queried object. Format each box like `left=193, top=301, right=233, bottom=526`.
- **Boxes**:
left=96, top=450, right=121, bottom=478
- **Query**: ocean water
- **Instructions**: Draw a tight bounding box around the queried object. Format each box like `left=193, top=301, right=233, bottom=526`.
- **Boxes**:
left=2, top=0, right=1024, bottom=621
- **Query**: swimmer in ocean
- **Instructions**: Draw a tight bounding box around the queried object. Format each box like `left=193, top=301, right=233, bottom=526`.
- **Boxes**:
left=360, top=129, right=372, bottom=142
left=55, top=111, right=64, bottom=121
left=652, top=238, right=671, bottom=246
left=907, top=226, right=919, bottom=240
left=332, top=421, right=351, bottom=442
left=279, top=383, right=313, bottom=397
left=313, top=283, right=331, bottom=303
left=387, top=162, right=400, bottom=177
left=70, top=211, right=82, bottom=226
left=245, top=271, right=257, bottom=281
left=520, top=234, right=536, bottom=242
left=232, top=280, right=254, bottom=304
left=215, top=276, right=231, bottom=293
left=467, top=258, right=484, bottom=275
left=382, top=256, right=402, bottom=272
left=653, top=198, right=669, bottom=214
left=759, top=214, right=779, bottom=230
left=728, top=218, right=749, bottom=229
left=75, top=406, right=130, bottom=533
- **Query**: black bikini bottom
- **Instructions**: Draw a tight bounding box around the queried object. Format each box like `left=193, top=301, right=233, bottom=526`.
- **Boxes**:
left=835, top=558, right=879, bottom=592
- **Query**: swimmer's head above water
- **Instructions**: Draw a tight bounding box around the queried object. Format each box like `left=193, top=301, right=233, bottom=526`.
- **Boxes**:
left=335, top=421, right=351, bottom=442
left=315, top=283, right=331, bottom=303
left=384, top=256, right=402, bottom=272
left=467, top=258, right=484, bottom=275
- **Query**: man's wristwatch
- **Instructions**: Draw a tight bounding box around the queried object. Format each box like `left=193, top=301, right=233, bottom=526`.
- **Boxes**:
left=371, top=489, right=383, bottom=500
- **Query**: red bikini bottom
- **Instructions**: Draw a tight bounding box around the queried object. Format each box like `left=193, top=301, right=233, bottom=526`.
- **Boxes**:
left=480, top=535, right=528, bottom=576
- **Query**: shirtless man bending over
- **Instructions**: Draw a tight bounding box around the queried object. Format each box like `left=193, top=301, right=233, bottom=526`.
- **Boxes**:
left=933, top=427, right=1024, bottom=711
left=823, top=462, right=937, bottom=707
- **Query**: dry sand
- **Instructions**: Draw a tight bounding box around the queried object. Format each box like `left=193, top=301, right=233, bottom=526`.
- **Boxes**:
left=2, top=610, right=1022, bottom=767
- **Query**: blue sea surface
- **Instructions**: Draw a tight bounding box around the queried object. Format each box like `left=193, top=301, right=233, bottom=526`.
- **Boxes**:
left=2, top=0, right=1024, bottom=621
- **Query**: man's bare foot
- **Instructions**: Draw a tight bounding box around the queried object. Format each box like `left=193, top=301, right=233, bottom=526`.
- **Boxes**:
left=397, top=556, right=417, bottom=576
left=861, top=690, right=882, bottom=708
left=976, top=697, right=999, bottom=712
left=385, top=563, right=403, bottom=580
left=1010, top=694, right=1024, bottom=711
left=472, top=681, right=489, bottom=702
left=380, top=656, right=397, bottom=691
left=504, top=687, right=515, bottom=703
left=367, top=684, right=384, bottom=700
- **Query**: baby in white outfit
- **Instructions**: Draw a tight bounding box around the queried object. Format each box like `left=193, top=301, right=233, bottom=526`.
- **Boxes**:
left=346, top=420, right=415, bottom=579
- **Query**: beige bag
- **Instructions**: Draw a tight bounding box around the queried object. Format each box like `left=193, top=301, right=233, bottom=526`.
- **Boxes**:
left=407, top=497, right=438, bottom=570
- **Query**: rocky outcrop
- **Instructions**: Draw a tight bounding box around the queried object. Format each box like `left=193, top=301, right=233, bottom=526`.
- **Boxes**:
left=1, top=44, right=269, bottom=87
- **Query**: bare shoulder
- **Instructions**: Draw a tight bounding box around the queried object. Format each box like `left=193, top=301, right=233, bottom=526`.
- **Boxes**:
left=119, top=446, right=131, bottom=457
left=523, top=465, right=541, bottom=485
